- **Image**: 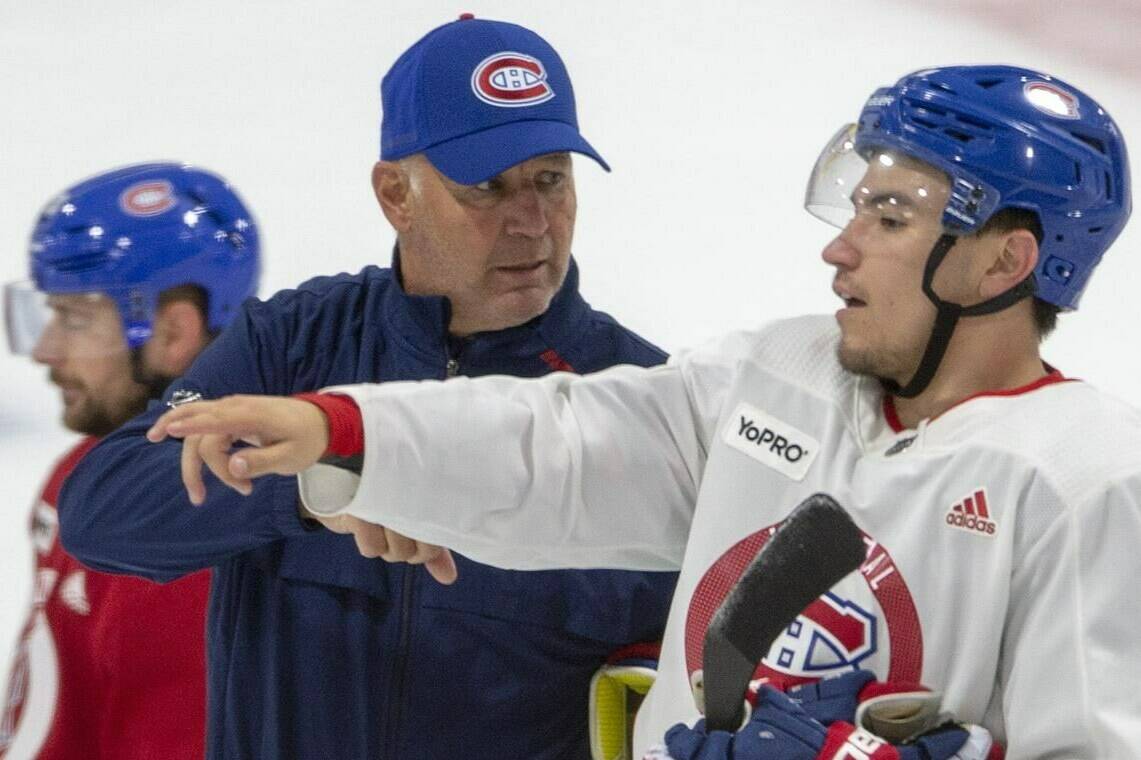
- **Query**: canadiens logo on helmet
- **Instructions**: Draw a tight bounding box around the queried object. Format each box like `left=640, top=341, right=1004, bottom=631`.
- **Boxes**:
left=471, top=52, right=555, bottom=107
left=119, top=180, right=177, bottom=217
left=1023, top=81, right=1080, bottom=120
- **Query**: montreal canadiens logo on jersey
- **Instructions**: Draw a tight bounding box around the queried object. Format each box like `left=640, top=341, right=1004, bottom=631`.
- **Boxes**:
left=1024, top=81, right=1080, bottom=120
left=119, top=180, right=177, bottom=217
left=769, top=592, right=877, bottom=674
left=471, top=52, right=555, bottom=107
left=723, top=402, right=819, bottom=481
left=685, top=520, right=922, bottom=692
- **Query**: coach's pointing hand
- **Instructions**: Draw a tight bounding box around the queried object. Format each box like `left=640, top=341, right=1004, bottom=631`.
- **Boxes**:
left=148, top=394, right=459, bottom=584
left=147, top=395, right=329, bottom=503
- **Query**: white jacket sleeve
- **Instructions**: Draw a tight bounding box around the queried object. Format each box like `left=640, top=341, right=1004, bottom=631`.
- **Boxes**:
left=297, top=335, right=748, bottom=571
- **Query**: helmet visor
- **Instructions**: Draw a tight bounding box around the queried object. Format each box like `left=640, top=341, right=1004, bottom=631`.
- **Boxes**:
left=4, top=280, right=129, bottom=358
left=5, top=280, right=48, bottom=355
left=805, top=124, right=953, bottom=235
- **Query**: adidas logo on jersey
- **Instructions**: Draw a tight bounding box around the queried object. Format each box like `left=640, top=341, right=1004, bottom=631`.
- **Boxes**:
left=945, top=488, right=997, bottom=537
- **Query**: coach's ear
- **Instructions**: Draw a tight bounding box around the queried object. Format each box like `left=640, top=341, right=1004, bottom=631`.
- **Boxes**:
left=147, top=297, right=210, bottom=376
left=372, top=160, right=415, bottom=233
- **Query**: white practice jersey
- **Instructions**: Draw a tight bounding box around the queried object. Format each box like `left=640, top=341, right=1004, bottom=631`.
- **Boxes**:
left=300, top=315, right=1141, bottom=759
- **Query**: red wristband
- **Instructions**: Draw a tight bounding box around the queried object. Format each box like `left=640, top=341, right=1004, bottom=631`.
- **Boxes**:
left=293, top=392, right=364, bottom=457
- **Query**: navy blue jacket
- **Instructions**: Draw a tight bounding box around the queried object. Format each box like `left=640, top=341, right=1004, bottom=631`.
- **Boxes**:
left=59, top=259, right=677, bottom=759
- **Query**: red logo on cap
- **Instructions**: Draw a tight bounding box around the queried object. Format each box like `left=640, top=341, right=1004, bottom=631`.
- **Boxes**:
left=119, top=180, right=177, bottom=217
left=471, top=52, right=554, bottom=107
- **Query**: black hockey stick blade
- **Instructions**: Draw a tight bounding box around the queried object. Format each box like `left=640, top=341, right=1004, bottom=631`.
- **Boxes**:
left=702, top=493, right=866, bottom=731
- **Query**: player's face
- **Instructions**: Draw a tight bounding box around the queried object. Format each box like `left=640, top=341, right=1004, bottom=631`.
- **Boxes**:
left=32, top=294, right=150, bottom=436
left=399, top=152, right=576, bottom=336
left=821, top=155, right=955, bottom=382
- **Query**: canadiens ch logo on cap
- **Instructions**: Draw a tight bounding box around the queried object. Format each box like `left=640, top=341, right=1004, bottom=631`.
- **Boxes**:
left=119, top=180, right=177, bottom=217
left=471, top=51, right=555, bottom=107
left=1023, top=81, right=1080, bottom=120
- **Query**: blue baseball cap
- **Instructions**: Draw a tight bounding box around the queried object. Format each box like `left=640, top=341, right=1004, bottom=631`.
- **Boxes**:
left=380, top=15, right=610, bottom=185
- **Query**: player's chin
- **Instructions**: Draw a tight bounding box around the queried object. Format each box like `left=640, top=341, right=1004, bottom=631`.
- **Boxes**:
left=63, top=398, right=121, bottom=437
left=836, top=340, right=878, bottom=378
left=62, top=403, right=94, bottom=436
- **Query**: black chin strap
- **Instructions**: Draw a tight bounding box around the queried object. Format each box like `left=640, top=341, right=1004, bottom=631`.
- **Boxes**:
left=883, top=233, right=1037, bottom=399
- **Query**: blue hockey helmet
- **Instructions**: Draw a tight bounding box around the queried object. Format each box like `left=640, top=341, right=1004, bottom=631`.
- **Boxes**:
left=807, top=65, right=1130, bottom=310
left=8, top=162, right=259, bottom=352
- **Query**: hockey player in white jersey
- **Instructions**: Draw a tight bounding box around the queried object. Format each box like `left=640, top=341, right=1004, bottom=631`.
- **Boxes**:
left=147, top=65, right=1139, bottom=758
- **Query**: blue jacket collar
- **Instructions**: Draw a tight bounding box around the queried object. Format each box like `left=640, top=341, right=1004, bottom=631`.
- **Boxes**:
left=385, top=247, right=593, bottom=365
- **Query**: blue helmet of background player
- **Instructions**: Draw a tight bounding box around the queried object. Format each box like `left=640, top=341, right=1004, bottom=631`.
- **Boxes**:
left=806, top=64, right=1130, bottom=312
left=5, top=162, right=259, bottom=354
left=804, top=65, right=1131, bottom=396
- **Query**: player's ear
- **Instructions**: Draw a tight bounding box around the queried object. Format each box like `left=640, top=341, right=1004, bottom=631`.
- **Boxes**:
left=979, top=228, right=1038, bottom=300
left=372, top=160, right=415, bottom=233
left=148, top=296, right=209, bottom=375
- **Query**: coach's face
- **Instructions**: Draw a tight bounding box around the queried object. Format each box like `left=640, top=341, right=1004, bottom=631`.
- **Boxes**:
left=375, top=152, right=576, bottom=336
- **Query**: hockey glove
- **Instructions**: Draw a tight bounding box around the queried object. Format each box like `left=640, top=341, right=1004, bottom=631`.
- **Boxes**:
left=591, top=643, right=660, bottom=760
left=784, top=669, right=943, bottom=743
left=647, top=685, right=1002, bottom=760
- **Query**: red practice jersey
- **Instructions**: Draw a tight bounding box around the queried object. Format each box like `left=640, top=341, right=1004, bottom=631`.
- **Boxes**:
left=1, top=437, right=209, bottom=759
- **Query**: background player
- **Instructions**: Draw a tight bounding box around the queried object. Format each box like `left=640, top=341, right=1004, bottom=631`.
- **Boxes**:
left=1, top=162, right=258, bottom=758
left=55, top=16, right=676, bottom=760
left=145, top=65, right=1139, bottom=758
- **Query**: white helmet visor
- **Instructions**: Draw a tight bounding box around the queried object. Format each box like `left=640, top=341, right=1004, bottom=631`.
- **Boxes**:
left=805, top=124, right=953, bottom=235
left=4, top=280, right=129, bottom=358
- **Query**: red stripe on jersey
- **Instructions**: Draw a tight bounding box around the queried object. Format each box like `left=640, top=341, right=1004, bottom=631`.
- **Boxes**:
left=884, top=367, right=1071, bottom=431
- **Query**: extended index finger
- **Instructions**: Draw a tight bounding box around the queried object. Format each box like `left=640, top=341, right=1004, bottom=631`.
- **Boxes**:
left=147, top=400, right=228, bottom=442
left=147, top=405, right=191, bottom=442
left=148, top=399, right=261, bottom=442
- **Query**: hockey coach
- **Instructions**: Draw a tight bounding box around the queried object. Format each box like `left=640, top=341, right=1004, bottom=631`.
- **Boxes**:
left=59, top=16, right=676, bottom=760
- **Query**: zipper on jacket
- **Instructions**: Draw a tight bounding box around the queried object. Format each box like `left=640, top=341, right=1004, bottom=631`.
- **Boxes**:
left=445, top=337, right=466, bottom=377
left=385, top=566, right=416, bottom=758
left=387, top=342, right=462, bottom=755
